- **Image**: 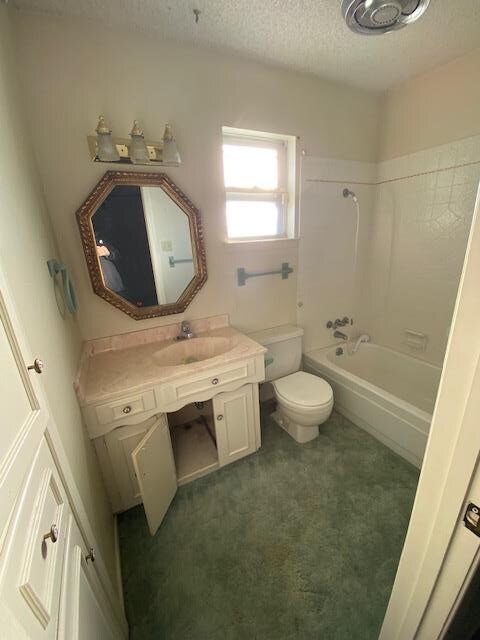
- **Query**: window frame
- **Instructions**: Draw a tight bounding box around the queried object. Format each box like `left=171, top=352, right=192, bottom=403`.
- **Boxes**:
left=222, top=128, right=296, bottom=242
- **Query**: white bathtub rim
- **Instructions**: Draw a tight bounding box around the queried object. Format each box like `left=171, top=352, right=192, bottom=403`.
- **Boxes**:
left=304, top=346, right=435, bottom=426
left=307, top=340, right=442, bottom=372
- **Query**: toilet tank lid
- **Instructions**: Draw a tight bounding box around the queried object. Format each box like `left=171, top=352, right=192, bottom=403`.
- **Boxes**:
left=248, top=324, right=304, bottom=346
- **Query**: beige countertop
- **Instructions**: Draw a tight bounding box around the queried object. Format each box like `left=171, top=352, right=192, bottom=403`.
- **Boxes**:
left=74, top=317, right=266, bottom=407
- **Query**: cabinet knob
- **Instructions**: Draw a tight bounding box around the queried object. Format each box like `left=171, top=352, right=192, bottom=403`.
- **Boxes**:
left=43, top=524, right=59, bottom=543
left=28, top=358, right=45, bottom=374
left=122, top=405, right=132, bottom=414
left=85, top=547, right=96, bottom=563
left=216, top=414, right=224, bottom=421
left=211, top=378, right=219, bottom=385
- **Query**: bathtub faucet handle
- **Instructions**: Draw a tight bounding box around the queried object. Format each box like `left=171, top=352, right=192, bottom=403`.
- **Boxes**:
left=333, top=317, right=350, bottom=328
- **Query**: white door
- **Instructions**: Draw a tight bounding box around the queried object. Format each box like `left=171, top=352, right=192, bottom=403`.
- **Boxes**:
left=380, top=173, right=480, bottom=639
left=213, top=383, right=258, bottom=467
left=58, top=513, right=123, bottom=640
left=132, top=414, right=177, bottom=536
left=0, top=266, right=49, bottom=531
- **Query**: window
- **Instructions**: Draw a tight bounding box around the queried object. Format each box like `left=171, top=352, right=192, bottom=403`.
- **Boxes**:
left=222, top=127, right=296, bottom=241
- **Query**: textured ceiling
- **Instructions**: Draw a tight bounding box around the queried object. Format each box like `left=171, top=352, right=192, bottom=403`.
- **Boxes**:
left=12, top=0, right=480, bottom=91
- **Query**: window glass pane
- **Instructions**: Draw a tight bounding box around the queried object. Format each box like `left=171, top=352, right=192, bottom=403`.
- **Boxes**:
left=226, top=200, right=279, bottom=238
left=223, top=144, right=278, bottom=190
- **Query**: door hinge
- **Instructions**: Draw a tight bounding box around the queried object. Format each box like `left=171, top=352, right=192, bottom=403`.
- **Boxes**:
left=464, top=502, right=480, bottom=537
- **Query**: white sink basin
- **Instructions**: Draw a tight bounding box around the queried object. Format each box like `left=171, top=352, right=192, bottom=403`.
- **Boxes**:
left=153, top=337, right=233, bottom=367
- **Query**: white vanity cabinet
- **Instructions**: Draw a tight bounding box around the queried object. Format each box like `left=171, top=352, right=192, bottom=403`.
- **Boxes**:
left=77, top=322, right=266, bottom=536
left=94, top=382, right=261, bottom=535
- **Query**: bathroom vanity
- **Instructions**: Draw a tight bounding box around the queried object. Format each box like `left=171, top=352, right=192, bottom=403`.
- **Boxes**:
left=75, top=316, right=266, bottom=534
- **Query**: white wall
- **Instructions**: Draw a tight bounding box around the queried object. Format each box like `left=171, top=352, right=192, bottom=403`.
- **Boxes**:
left=379, top=48, right=480, bottom=161
left=12, top=12, right=381, bottom=340
left=0, top=6, right=116, bottom=581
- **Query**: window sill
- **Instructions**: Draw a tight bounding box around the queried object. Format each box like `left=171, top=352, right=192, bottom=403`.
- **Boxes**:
left=223, top=237, right=299, bottom=252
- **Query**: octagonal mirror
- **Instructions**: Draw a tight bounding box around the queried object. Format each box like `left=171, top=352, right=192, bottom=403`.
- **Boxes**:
left=77, top=171, right=207, bottom=319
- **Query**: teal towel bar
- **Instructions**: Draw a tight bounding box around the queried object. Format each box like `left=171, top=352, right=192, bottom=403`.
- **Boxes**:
left=168, top=256, right=194, bottom=268
left=47, top=259, right=77, bottom=314
left=237, top=262, right=294, bottom=286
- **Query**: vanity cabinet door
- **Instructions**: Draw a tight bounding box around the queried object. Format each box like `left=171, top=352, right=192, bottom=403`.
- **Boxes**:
left=213, top=384, right=259, bottom=467
left=132, top=415, right=177, bottom=536
left=104, top=420, right=155, bottom=512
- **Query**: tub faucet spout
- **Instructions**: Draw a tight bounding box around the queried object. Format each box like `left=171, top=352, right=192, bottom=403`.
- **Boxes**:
left=353, top=333, right=370, bottom=353
left=333, top=330, right=348, bottom=341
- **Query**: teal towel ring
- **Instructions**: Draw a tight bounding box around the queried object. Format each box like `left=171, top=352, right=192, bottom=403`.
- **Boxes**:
left=47, top=259, right=77, bottom=314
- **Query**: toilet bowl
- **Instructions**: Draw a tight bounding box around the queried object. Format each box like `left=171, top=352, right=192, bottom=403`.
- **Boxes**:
left=272, top=371, right=333, bottom=443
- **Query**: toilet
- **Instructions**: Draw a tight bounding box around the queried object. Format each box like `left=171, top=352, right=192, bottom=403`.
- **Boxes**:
left=249, top=325, right=334, bottom=443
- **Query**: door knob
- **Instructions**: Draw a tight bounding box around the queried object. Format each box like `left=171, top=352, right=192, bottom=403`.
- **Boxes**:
left=216, top=415, right=224, bottom=421
left=28, top=358, right=45, bottom=374
left=43, top=524, right=59, bottom=543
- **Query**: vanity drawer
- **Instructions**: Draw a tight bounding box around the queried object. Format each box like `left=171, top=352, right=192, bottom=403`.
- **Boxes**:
left=174, top=359, right=256, bottom=402
left=94, top=388, right=158, bottom=426
left=0, top=438, right=68, bottom=638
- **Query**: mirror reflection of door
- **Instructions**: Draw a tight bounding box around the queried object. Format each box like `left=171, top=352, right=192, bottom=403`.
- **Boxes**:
left=91, top=185, right=194, bottom=308
left=141, top=187, right=194, bottom=305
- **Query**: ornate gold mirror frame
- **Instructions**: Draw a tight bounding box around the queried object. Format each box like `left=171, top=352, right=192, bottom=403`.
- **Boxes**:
left=76, top=171, right=207, bottom=319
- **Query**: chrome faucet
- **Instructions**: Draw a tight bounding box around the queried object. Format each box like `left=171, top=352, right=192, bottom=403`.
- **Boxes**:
left=333, top=330, right=348, bottom=341
left=177, top=320, right=194, bottom=340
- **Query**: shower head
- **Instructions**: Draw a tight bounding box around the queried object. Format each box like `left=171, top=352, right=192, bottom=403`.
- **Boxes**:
left=341, top=0, right=430, bottom=36
left=343, top=188, right=358, bottom=203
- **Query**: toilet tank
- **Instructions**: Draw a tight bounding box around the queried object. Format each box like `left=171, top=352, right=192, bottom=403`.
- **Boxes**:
left=248, top=325, right=304, bottom=382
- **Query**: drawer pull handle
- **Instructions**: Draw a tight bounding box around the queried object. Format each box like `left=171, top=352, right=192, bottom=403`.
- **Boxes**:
left=43, top=524, right=59, bottom=544
left=216, top=415, right=224, bottom=421
left=211, top=378, right=219, bottom=385
left=122, top=405, right=132, bottom=414
left=86, top=547, right=96, bottom=563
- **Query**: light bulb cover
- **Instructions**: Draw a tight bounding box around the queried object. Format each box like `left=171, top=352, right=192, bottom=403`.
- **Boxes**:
left=129, top=120, right=150, bottom=164
left=162, top=124, right=181, bottom=164
left=95, top=116, right=120, bottom=161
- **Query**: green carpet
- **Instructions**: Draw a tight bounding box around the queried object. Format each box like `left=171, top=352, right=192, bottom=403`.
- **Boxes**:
left=118, top=409, right=418, bottom=640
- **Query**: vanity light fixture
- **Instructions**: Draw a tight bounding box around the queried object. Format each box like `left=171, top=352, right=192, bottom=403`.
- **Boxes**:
left=87, top=116, right=182, bottom=166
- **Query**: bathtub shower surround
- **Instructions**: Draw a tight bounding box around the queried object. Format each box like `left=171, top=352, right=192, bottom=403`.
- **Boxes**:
left=299, top=136, right=480, bottom=466
left=305, top=343, right=441, bottom=467
left=299, top=135, right=480, bottom=367
left=297, top=156, right=377, bottom=352
left=360, top=135, right=480, bottom=366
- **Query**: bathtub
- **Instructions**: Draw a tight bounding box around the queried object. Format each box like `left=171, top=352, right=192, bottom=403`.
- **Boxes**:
left=303, top=343, right=442, bottom=468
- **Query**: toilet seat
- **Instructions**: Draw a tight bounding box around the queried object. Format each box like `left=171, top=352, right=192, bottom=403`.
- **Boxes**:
left=273, top=371, right=333, bottom=408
